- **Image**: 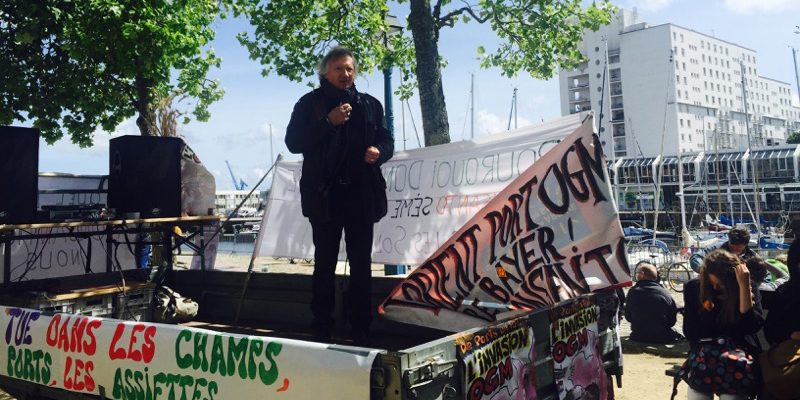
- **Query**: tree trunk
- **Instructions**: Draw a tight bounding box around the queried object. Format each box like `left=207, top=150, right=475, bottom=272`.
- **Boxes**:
left=134, top=57, right=154, bottom=136
left=408, top=0, right=450, bottom=146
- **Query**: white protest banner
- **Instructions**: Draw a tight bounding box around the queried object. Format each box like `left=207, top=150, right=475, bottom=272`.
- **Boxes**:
left=550, top=297, right=608, bottom=400
left=455, top=317, right=538, bottom=400
left=0, top=228, right=137, bottom=283
left=0, top=305, right=379, bottom=399
left=378, top=114, right=630, bottom=332
left=257, top=113, right=586, bottom=265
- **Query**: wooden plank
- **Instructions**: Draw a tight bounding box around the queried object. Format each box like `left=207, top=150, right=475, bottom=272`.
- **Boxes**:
left=25, top=282, right=155, bottom=303
left=0, top=215, right=224, bottom=230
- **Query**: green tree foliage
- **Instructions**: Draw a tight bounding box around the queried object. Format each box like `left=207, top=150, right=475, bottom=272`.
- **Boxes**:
left=787, top=130, right=800, bottom=144
left=0, top=0, right=239, bottom=147
left=238, top=0, right=615, bottom=146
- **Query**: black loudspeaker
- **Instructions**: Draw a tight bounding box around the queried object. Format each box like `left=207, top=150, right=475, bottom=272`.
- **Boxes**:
left=0, top=126, right=39, bottom=225
left=109, top=136, right=183, bottom=218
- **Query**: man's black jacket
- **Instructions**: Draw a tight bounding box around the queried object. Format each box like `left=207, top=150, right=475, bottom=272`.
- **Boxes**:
left=625, top=279, right=679, bottom=344
left=285, top=82, right=394, bottom=223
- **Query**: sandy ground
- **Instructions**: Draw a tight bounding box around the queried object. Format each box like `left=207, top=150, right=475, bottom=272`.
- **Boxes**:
left=0, top=254, right=693, bottom=399
left=615, top=352, right=688, bottom=399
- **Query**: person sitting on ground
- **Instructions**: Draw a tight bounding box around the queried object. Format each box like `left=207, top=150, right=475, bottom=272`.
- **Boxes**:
left=746, top=257, right=789, bottom=310
left=767, top=253, right=790, bottom=281
left=688, top=227, right=758, bottom=273
left=682, top=249, right=764, bottom=400
left=746, top=257, right=789, bottom=292
left=624, top=262, right=682, bottom=344
left=764, top=240, right=800, bottom=346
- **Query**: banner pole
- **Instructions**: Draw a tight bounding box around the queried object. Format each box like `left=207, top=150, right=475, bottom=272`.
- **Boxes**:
left=234, top=154, right=283, bottom=324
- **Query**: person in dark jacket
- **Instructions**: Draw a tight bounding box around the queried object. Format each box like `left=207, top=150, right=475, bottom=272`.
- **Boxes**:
left=285, top=46, right=394, bottom=346
left=764, top=240, right=800, bottom=345
left=625, top=262, right=681, bottom=343
left=688, top=227, right=758, bottom=273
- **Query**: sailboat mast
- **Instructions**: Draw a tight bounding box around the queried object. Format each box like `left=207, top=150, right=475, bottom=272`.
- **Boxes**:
left=674, top=53, right=687, bottom=231
left=470, top=73, right=474, bottom=139
left=629, top=118, right=647, bottom=230
left=514, top=87, right=518, bottom=129
left=739, top=60, right=762, bottom=234
left=602, top=36, right=618, bottom=205
left=715, top=128, right=722, bottom=216
left=651, top=50, right=677, bottom=244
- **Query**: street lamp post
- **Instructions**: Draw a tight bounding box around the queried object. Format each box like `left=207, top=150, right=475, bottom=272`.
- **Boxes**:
left=381, top=15, right=404, bottom=276
left=382, top=15, right=403, bottom=140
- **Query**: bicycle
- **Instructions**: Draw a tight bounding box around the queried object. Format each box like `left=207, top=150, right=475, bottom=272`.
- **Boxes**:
left=634, top=257, right=694, bottom=293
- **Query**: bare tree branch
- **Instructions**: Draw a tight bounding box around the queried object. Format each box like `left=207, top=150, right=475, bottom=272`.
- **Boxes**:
left=437, top=1, right=489, bottom=30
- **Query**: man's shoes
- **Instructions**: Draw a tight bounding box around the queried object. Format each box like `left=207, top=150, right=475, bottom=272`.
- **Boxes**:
left=312, top=328, right=332, bottom=344
left=352, top=329, right=372, bottom=347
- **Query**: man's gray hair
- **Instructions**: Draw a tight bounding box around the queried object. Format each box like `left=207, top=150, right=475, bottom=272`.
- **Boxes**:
left=636, top=263, right=658, bottom=281
left=317, top=46, right=358, bottom=80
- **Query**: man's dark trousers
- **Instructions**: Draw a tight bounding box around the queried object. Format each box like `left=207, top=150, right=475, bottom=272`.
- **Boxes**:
left=309, top=182, right=374, bottom=337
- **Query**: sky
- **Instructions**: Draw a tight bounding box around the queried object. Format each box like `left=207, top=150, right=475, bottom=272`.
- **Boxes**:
left=30, top=0, right=800, bottom=191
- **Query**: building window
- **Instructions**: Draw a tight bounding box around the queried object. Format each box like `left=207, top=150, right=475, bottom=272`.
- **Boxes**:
left=673, top=32, right=677, bottom=40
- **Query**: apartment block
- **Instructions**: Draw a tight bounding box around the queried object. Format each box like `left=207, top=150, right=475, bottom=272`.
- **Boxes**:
left=559, top=9, right=800, bottom=159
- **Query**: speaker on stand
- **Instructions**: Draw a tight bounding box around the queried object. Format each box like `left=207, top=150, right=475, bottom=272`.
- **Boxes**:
left=108, top=136, right=183, bottom=219
left=0, top=126, right=39, bottom=225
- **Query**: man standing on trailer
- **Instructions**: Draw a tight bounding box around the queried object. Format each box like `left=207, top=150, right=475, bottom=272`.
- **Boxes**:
left=285, top=46, right=394, bottom=346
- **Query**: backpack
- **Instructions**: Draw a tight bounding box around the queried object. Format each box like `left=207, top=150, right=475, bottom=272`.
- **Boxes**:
left=153, top=286, right=199, bottom=324
left=671, top=336, right=760, bottom=399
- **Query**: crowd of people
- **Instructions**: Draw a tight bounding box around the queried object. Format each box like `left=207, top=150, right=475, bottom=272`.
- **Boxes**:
left=624, top=227, right=800, bottom=399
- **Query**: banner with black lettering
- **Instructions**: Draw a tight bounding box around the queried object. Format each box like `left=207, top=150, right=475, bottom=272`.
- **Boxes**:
left=549, top=297, right=607, bottom=400
left=455, top=317, right=538, bottom=400
left=378, top=114, right=630, bottom=332
left=257, top=113, right=586, bottom=265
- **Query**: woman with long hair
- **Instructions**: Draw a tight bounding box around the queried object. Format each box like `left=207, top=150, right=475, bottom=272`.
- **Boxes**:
left=682, top=249, right=764, bottom=400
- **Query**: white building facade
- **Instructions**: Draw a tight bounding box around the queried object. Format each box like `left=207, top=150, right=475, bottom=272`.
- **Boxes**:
left=214, top=190, right=267, bottom=216
left=559, top=9, right=800, bottom=159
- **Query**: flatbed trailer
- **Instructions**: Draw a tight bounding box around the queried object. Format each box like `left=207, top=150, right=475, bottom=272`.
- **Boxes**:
left=0, top=269, right=623, bottom=400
